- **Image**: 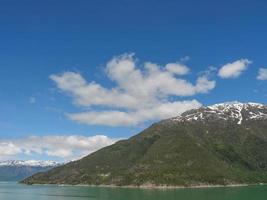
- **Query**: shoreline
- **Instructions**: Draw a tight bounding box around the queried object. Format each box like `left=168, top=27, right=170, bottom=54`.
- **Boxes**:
left=20, top=182, right=267, bottom=190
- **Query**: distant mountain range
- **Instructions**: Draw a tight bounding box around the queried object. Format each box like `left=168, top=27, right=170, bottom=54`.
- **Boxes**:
left=22, top=102, right=267, bottom=187
left=0, top=160, right=60, bottom=181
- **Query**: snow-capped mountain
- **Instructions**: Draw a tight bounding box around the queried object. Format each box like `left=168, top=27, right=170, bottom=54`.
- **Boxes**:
left=0, top=160, right=59, bottom=167
left=0, top=160, right=61, bottom=181
left=22, top=102, right=267, bottom=186
left=171, top=102, right=267, bottom=124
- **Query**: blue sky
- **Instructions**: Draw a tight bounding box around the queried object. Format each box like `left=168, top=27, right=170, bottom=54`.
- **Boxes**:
left=0, top=0, right=267, bottom=161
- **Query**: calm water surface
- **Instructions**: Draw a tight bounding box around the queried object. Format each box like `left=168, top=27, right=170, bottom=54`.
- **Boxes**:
left=0, top=182, right=266, bottom=200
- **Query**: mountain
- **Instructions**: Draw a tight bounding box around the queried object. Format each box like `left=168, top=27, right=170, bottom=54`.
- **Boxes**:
left=0, top=160, right=59, bottom=181
left=22, top=102, right=267, bottom=187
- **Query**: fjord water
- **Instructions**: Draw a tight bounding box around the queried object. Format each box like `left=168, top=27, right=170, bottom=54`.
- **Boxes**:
left=0, top=182, right=266, bottom=200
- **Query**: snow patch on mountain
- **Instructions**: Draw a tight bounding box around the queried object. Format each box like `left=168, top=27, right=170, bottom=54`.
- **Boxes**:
left=0, top=160, right=60, bottom=167
left=171, top=102, right=267, bottom=124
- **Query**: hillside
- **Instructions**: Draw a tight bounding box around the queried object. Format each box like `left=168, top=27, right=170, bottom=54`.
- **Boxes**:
left=0, top=160, right=59, bottom=181
left=22, top=102, right=267, bottom=187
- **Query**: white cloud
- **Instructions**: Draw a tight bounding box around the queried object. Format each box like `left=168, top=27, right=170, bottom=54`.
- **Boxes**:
left=0, top=135, right=119, bottom=161
left=68, top=100, right=202, bottom=126
left=257, top=68, right=267, bottom=80
left=50, top=54, right=215, bottom=126
left=0, top=142, right=22, bottom=157
left=218, top=59, right=252, bottom=79
left=165, top=63, right=190, bottom=75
